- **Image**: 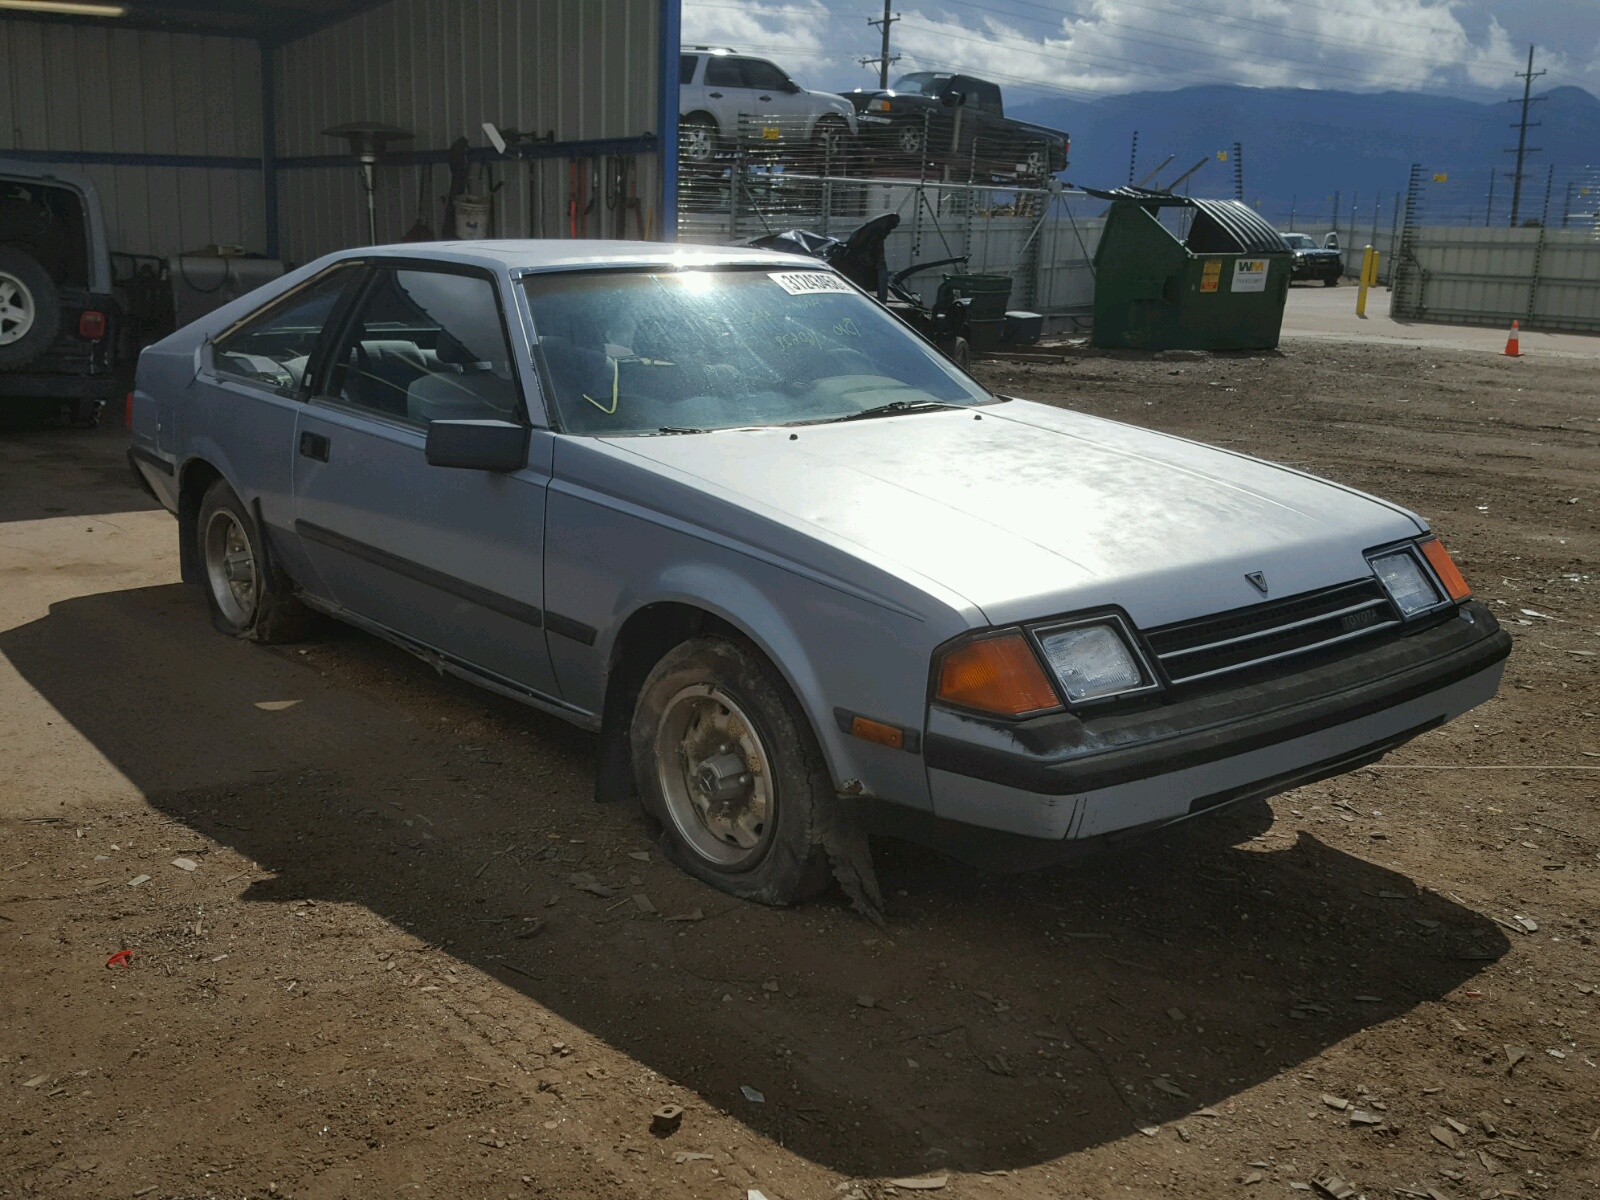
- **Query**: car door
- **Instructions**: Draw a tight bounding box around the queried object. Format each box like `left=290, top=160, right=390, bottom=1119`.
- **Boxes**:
left=738, top=58, right=811, bottom=137
left=700, top=53, right=751, bottom=139
left=291, top=261, right=561, bottom=700
left=198, top=261, right=366, bottom=599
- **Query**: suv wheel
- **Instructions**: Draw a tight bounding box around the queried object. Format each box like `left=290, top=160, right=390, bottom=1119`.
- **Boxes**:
left=680, top=114, right=719, bottom=166
left=0, top=247, right=61, bottom=370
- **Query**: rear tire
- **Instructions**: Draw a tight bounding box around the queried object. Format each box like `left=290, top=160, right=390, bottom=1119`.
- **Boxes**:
left=1323, top=276, right=1340, bottom=287
left=0, top=246, right=60, bottom=369
left=679, top=114, right=719, bottom=167
left=197, top=478, right=312, bottom=643
left=630, top=636, right=832, bottom=905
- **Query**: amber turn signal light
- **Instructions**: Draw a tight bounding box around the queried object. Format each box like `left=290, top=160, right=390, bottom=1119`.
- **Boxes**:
left=1420, top=538, right=1471, bottom=601
left=850, top=715, right=905, bottom=750
left=936, top=633, right=1060, bottom=716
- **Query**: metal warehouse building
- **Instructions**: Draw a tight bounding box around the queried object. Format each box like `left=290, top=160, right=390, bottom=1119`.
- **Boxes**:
left=0, top=0, right=680, bottom=265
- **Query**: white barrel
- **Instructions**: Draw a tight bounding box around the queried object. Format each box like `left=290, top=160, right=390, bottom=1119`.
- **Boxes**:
left=454, top=195, right=492, bottom=239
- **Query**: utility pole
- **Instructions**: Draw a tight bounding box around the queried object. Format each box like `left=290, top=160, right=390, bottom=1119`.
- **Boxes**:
left=1127, top=130, right=1138, bottom=185
left=861, top=0, right=900, bottom=89
left=1506, top=44, right=1546, bottom=227
left=1232, top=142, right=1243, bottom=202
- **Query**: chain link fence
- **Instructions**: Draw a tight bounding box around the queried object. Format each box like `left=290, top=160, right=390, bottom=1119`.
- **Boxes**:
left=676, top=114, right=1101, bottom=324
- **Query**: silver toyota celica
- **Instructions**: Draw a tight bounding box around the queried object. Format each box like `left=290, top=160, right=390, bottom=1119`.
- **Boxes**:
left=128, top=241, right=1509, bottom=913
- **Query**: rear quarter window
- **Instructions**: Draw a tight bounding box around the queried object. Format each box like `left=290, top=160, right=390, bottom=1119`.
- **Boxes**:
left=0, top=181, right=90, bottom=289
left=679, top=54, right=697, bottom=84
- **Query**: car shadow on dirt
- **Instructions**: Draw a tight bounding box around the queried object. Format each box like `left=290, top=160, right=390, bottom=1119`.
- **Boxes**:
left=0, top=583, right=1511, bottom=1179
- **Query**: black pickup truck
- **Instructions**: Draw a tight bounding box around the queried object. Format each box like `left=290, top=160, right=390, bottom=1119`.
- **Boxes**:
left=848, top=73, right=1068, bottom=182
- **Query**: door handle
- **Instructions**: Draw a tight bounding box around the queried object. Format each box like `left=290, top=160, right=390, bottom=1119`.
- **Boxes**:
left=759, top=94, right=772, bottom=101
left=708, top=91, right=722, bottom=98
left=299, top=431, right=330, bottom=462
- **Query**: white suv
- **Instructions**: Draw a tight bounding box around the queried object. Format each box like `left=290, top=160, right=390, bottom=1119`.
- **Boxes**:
left=679, top=47, right=857, bottom=164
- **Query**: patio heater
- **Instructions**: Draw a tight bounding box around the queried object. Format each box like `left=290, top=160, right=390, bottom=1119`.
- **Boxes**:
left=322, top=122, right=413, bottom=245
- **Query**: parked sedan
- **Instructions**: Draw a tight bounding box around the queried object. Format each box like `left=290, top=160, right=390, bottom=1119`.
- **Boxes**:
left=129, top=241, right=1508, bottom=912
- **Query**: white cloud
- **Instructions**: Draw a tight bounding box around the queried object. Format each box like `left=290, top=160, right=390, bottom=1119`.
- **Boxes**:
left=681, top=0, right=1599, bottom=101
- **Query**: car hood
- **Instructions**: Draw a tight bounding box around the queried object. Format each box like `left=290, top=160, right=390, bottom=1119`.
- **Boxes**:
left=597, top=400, right=1424, bottom=630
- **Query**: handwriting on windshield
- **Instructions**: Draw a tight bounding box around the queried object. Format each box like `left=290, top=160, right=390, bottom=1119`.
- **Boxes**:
left=774, top=327, right=825, bottom=352
left=833, top=317, right=860, bottom=338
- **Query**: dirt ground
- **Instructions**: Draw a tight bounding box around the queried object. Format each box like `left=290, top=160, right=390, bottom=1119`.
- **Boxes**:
left=0, top=334, right=1596, bottom=1200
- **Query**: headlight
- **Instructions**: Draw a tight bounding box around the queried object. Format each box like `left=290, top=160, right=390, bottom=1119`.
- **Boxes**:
left=1035, top=622, right=1147, bottom=703
left=868, top=98, right=891, bottom=112
left=1370, top=548, right=1443, bottom=617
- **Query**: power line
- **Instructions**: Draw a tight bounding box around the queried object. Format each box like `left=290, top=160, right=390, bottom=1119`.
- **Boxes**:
left=1506, top=44, right=1546, bottom=227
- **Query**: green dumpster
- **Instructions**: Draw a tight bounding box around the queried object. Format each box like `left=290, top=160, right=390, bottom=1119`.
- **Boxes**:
left=1087, top=187, right=1292, bottom=351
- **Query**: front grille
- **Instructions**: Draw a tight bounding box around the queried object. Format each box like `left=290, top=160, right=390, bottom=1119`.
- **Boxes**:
left=1146, top=579, right=1399, bottom=686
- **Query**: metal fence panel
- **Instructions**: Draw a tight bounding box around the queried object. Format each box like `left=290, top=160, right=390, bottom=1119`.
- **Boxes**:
left=1392, top=226, right=1600, bottom=332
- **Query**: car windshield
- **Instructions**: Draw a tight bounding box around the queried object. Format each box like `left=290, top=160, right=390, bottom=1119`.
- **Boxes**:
left=522, top=267, right=990, bottom=435
left=892, top=71, right=950, bottom=96
left=1282, top=234, right=1316, bottom=249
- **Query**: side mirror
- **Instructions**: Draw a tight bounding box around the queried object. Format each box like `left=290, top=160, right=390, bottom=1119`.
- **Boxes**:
left=425, top=419, right=530, bottom=472
left=939, top=89, right=965, bottom=108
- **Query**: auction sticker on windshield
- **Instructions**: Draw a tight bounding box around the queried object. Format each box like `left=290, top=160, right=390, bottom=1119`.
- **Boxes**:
left=1232, top=259, right=1268, bottom=293
left=768, top=271, right=855, bottom=296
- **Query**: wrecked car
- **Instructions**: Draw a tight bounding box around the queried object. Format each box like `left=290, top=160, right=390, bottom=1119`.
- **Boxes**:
left=128, top=241, right=1509, bottom=911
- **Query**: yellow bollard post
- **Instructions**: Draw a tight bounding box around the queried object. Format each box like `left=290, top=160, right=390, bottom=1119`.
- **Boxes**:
left=1356, top=245, right=1375, bottom=317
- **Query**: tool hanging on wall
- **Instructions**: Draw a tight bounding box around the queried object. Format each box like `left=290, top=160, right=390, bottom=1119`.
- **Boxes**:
left=482, top=123, right=555, bottom=238
left=605, top=155, right=628, bottom=239
left=585, top=160, right=600, bottom=237
left=622, top=157, right=645, bottom=239
left=568, top=158, right=580, bottom=238
left=443, top=136, right=471, bottom=238
left=402, top=165, right=434, bottom=241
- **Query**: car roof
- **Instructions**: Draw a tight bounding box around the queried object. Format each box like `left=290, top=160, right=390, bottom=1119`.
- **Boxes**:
left=0, top=157, right=96, bottom=192
left=323, top=240, right=816, bottom=274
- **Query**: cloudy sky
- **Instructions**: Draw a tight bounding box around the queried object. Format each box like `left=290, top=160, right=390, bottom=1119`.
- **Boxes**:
left=682, top=0, right=1600, bottom=104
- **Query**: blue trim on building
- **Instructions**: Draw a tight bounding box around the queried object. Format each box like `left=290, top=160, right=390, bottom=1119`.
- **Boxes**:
left=276, top=135, right=659, bottom=171
left=658, top=0, right=681, bottom=242
left=0, top=149, right=260, bottom=170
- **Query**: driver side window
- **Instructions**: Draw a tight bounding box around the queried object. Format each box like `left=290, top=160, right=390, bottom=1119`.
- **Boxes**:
left=320, top=266, right=524, bottom=428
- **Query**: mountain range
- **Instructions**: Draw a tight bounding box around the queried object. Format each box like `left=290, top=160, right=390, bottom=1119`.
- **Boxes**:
left=1009, top=85, right=1600, bottom=226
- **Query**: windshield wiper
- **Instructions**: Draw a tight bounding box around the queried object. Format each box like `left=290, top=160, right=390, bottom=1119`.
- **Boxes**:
left=655, top=425, right=710, bottom=435
left=817, top=400, right=958, bottom=424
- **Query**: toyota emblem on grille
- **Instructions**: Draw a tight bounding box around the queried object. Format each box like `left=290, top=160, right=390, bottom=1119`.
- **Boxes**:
left=1245, top=571, right=1269, bottom=596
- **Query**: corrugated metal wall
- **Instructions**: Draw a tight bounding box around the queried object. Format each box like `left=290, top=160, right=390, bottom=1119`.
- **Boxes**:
left=1391, top=226, right=1600, bottom=333
left=0, top=19, right=264, bottom=257
left=273, top=0, right=663, bottom=264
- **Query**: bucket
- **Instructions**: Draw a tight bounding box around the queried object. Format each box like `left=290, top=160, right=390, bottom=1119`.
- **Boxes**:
left=454, top=194, right=492, bottom=239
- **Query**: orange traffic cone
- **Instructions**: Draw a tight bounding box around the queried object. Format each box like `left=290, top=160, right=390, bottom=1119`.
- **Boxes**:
left=1503, top=319, right=1522, bottom=357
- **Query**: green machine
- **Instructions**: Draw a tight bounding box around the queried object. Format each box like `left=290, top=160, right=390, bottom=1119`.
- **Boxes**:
left=1087, top=187, right=1292, bottom=351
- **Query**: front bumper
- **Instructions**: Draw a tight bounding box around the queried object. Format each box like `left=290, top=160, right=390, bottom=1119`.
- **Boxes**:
left=921, top=602, right=1509, bottom=842
left=1292, top=256, right=1344, bottom=280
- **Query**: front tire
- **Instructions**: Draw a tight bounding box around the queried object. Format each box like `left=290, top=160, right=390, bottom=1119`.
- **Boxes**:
left=630, top=636, right=832, bottom=905
left=1323, top=276, right=1340, bottom=287
left=679, top=114, right=719, bottom=167
left=198, top=478, right=311, bottom=643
